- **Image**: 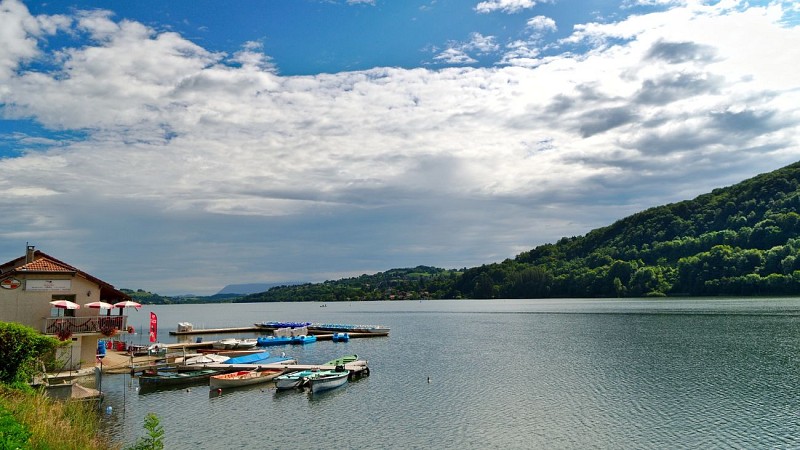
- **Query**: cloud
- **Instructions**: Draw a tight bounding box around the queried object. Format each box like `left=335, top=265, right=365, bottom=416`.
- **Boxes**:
left=0, top=0, right=799, bottom=293
left=433, top=33, right=499, bottom=64
left=526, top=15, right=557, bottom=32
left=475, top=0, right=538, bottom=14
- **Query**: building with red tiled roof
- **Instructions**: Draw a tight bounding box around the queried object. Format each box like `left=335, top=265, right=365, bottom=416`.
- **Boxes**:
left=0, top=245, right=133, bottom=370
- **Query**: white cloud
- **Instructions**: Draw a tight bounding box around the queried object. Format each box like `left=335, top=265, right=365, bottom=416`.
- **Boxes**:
left=527, top=15, right=557, bottom=32
left=475, top=0, right=538, bottom=14
left=0, top=0, right=799, bottom=293
left=433, top=33, right=498, bottom=64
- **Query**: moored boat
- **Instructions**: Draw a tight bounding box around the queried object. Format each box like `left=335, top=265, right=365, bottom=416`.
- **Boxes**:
left=209, top=369, right=284, bottom=389
left=291, top=335, right=317, bottom=345
left=237, top=339, right=259, bottom=349
left=324, top=354, right=358, bottom=366
left=256, top=321, right=312, bottom=329
left=224, top=351, right=272, bottom=365
left=306, top=369, right=350, bottom=393
left=138, top=369, right=220, bottom=389
left=332, top=332, right=350, bottom=342
left=256, top=336, right=292, bottom=346
left=184, top=354, right=230, bottom=365
left=212, top=338, right=240, bottom=349
left=309, top=323, right=390, bottom=335
left=275, top=369, right=327, bottom=390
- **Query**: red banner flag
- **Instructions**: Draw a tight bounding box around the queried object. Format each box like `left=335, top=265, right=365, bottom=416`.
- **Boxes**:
left=149, top=312, right=158, bottom=343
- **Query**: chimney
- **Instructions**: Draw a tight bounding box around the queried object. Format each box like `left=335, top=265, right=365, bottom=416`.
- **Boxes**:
left=25, top=245, right=35, bottom=264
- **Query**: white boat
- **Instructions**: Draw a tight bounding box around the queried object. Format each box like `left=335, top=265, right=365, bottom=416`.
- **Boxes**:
left=184, top=354, right=230, bottom=365
left=275, top=369, right=329, bottom=390
left=209, top=369, right=284, bottom=389
left=236, top=339, right=258, bottom=349
left=212, top=338, right=240, bottom=349
left=306, top=370, right=350, bottom=393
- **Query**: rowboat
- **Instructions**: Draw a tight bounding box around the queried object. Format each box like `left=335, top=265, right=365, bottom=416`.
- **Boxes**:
left=224, top=351, right=271, bottom=365
left=212, top=338, right=240, bottom=349
left=306, top=369, right=350, bottom=393
left=209, top=369, right=284, bottom=389
left=325, top=355, right=358, bottom=366
left=237, top=339, right=259, bottom=349
left=274, top=370, right=325, bottom=390
left=138, top=369, right=220, bottom=389
left=184, top=354, right=230, bottom=365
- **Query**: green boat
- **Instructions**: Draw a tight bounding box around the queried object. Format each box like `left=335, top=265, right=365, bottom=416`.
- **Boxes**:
left=325, top=354, right=358, bottom=366
left=138, top=368, right=220, bottom=389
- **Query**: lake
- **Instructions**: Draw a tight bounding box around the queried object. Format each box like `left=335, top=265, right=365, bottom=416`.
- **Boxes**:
left=97, top=298, right=800, bottom=449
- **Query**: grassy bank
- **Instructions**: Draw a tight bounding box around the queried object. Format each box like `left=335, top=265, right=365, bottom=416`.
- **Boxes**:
left=0, top=386, right=117, bottom=450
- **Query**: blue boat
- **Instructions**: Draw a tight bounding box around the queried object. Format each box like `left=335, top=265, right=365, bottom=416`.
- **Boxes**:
left=249, top=355, right=294, bottom=365
left=291, top=335, right=317, bottom=345
left=224, top=351, right=271, bottom=365
left=256, top=321, right=312, bottom=329
left=332, top=332, right=350, bottom=342
left=257, top=336, right=292, bottom=346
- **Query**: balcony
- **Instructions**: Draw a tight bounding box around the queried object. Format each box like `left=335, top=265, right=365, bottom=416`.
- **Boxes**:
left=43, top=315, right=128, bottom=336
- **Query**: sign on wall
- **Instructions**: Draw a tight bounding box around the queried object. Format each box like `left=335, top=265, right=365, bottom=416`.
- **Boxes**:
left=0, top=278, right=21, bottom=289
left=25, top=279, right=72, bottom=291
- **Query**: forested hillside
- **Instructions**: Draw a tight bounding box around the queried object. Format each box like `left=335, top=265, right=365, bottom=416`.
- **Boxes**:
left=245, top=161, right=800, bottom=301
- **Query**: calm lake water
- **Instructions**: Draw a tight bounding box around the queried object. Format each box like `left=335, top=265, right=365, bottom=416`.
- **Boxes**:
left=96, top=298, right=800, bottom=449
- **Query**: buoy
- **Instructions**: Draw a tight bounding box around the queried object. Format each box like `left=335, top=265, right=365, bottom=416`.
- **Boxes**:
left=105, top=406, right=112, bottom=415
left=217, top=388, right=222, bottom=394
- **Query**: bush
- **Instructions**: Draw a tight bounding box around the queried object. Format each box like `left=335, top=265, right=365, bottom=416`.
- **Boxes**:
left=127, top=413, right=165, bottom=450
left=0, top=403, right=31, bottom=449
left=0, top=322, right=63, bottom=385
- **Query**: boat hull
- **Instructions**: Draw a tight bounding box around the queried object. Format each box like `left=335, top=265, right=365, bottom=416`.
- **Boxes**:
left=138, top=369, right=219, bottom=389
left=274, top=370, right=316, bottom=390
left=257, top=336, right=292, bottom=346
left=308, top=371, right=349, bottom=393
left=209, top=369, right=283, bottom=389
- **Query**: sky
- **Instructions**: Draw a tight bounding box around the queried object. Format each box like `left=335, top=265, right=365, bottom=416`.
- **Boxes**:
left=0, top=0, right=799, bottom=295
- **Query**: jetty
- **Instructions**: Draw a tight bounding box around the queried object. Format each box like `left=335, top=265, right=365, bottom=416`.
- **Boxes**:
left=167, top=321, right=390, bottom=338
left=97, top=349, right=370, bottom=378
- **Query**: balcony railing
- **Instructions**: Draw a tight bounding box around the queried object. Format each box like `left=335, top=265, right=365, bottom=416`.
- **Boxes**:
left=43, top=315, right=128, bottom=336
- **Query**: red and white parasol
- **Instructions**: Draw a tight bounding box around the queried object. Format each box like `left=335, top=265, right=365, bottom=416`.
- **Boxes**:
left=85, top=301, right=114, bottom=316
left=113, top=300, right=142, bottom=310
left=50, top=300, right=80, bottom=316
left=50, top=300, right=80, bottom=309
left=84, top=301, right=114, bottom=309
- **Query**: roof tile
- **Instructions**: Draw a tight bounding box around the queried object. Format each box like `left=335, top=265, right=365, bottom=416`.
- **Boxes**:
left=18, top=258, right=75, bottom=273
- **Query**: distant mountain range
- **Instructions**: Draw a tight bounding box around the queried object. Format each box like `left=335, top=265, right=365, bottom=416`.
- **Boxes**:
left=216, top=282, right=301, bottom=295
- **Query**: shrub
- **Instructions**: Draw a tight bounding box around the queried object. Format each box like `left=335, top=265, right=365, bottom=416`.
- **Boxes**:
left=0, top=322, right=63, bottom=385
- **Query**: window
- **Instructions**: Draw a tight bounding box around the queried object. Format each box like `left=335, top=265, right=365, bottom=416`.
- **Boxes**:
left=51, top=294, right=77, bottom=317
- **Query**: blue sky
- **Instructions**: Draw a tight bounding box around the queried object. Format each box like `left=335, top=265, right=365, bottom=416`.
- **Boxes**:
left=1, top=0, right=799, bottom=294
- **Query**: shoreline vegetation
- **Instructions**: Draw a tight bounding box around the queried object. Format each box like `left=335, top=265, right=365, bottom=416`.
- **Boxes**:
left=0, top=386, right=113, bottom=450
left=0, top=321, right=162, bottom=449
left=129, top=161, right=800, bottom=304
